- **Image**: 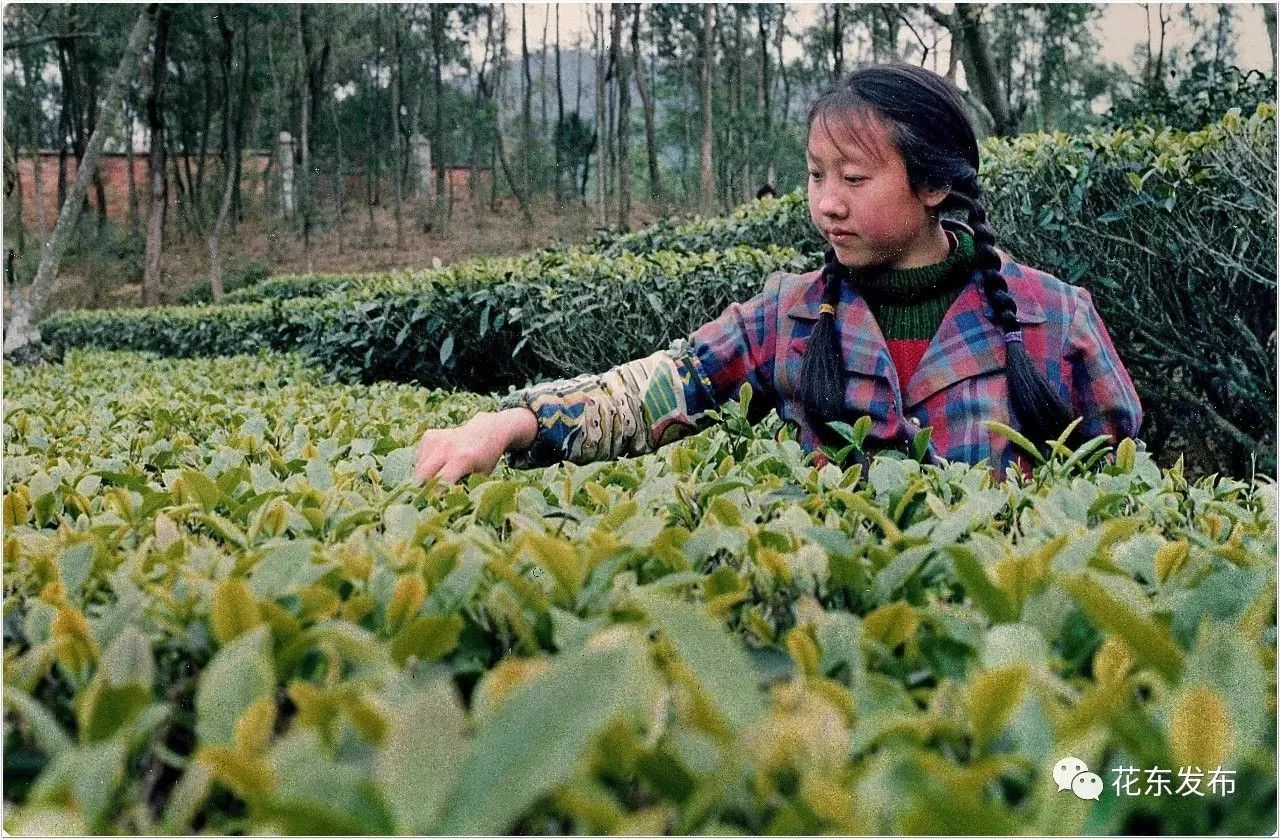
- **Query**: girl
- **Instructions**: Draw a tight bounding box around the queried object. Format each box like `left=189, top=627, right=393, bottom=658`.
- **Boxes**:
left=413, top=62, right=1142, bottom=485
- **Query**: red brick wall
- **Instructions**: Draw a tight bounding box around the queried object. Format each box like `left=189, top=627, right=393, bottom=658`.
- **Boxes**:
left=12, top=152, right=492, bottom=227
left=12, top=152, right=272, bottom=228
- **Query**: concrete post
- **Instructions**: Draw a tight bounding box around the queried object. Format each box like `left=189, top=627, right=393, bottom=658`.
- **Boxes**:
left=277, top=131, right=295, bottom=218
left=410, top=132, right=435, bottom=204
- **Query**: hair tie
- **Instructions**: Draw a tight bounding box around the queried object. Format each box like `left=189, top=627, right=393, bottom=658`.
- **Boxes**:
left=818, top=303, right=836, bottom=316
left=1003, top=330, right=1024, bottom=344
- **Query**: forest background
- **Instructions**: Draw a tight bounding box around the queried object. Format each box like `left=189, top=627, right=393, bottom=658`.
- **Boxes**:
left=2, top=2, right=1275, bottom=311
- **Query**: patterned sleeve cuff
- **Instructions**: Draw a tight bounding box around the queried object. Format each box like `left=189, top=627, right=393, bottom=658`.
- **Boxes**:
left=497, top=344, right=722, bottom=470
left=497, top=389, right=565, bottom=469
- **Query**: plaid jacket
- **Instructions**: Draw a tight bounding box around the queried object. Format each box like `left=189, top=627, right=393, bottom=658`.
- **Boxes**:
left=500, top=250, right=1143, bottom=474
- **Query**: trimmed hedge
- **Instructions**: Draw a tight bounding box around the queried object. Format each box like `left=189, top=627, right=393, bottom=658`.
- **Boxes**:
left=42, top=246, right=811, bottom=394
left=980, top=105, right=1276, bottom=477
left=591, top=190, right=825, bottom=258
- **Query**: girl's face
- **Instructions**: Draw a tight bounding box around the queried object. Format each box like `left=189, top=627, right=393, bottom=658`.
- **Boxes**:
left=807, top=109, right=949, bottom=269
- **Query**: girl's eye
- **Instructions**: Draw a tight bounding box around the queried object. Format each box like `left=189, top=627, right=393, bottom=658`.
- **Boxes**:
left=844, top=175, right=866, bottom=183
left=808, top=171, right=822, bottom=180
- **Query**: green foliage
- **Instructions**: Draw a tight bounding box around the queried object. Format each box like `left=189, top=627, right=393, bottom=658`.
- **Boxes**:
left=592, top=189, right=826, bottom=258
left=3, top=349, right=1276, bottom=834
left=981, top=103, right=1276, bottom=477
left=37, top=107, right=1277, bottom=480
left=180, top=261, right=272, bottom=305
left=1108, top=65, right=1276, bottom=133
left=41, top=245, right=812, bottom=394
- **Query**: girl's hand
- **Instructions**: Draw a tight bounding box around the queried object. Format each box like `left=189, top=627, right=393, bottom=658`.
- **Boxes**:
left=412, top=408, right=537, bottom=484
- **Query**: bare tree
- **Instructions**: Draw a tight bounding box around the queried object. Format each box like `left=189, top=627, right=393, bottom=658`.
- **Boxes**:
left=613, top=4, right=631, bottom=230
left=922, top=4, right=1015, bottom=135
left=632, top=4, right=661, bottom=204
left=141, top=6, right=171, bottom=306
left=699, top=3, right=716, bottom=212
left=27, top=8, right=152, bottom=322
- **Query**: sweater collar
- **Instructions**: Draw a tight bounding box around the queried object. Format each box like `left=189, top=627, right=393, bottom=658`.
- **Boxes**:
left=850, top=228, right=976, bottom=305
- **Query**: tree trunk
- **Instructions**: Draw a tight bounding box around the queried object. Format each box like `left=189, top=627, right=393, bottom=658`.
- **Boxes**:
left=27, top=9, right=153, bottom=323
left=554, top=4, right=565, bottom=205
left=194, top=43, right=214, bottom=232
left=430, top=3, right=448, bottom=231
left=297, top=4, right=313, bottom=273
left=141, top=6, right=171, bottom=307
left=832, top=4, right=843, bottom=80
left=494, top=7, right=534, bottom=224
left=632, top=3, right=661, bottom=204
left=124, top=98, right=140, bottom=238
left=521, top=5, right=534, bottom=199
left=391, top=7, right=405, bottom=249
left=329, top=86, right=346, bottom=254
left=232, top=12, right=251, bottom=228
left=699, top=3, right=716, bottom=212
left=209, top=10, right=237, bottom=302
left=594, top=3, right=607, bottom=226
left=924, top=4, right=1015, bottom=136
left=364, top=9, right=380, bottom=247
left=21, top=50, right=49, bottom=245
left=1265, top=5, right=1277, bottom=71
left=8, top=137, right=25, bottom=256
left=539, top=6, right=550, bottom=142
left=615, top=4, right=631, bottom=231
left=469, top=5, right=494, bottom=220
left=209, top=8, right=236, bottom=301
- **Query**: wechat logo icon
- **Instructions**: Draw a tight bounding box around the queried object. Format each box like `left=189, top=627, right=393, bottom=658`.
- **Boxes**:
left=1054, top=756, right=1104, bottom=801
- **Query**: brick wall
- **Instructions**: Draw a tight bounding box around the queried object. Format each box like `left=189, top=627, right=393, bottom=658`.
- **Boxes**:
left=11, top=152, right=493, bottom=228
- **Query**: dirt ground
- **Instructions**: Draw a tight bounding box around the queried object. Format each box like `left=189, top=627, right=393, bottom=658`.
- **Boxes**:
left=25, top=192, right=667, bottom=311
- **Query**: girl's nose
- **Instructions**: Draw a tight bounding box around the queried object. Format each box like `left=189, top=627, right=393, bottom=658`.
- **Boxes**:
left=815, top=187, right=846, bottom=219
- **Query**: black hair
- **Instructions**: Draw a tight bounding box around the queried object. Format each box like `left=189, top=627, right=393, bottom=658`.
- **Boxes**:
left=756, top=183, right=778, bottom=199
left=798, top=61, right=1080, bottom=456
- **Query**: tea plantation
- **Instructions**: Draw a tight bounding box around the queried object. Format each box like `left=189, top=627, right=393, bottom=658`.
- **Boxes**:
left=5, top=106, right=1276, bottom=835
left=3, top=349, right=1275, bottom=834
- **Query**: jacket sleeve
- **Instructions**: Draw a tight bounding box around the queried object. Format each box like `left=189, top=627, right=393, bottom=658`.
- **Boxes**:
left=499, top=272, right=784, bottom=468
left=1066, top=286, right=1144, bottom=445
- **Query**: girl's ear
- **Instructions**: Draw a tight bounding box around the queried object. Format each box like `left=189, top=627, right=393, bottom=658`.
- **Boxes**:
left=919, top=185, right=951, bottom=210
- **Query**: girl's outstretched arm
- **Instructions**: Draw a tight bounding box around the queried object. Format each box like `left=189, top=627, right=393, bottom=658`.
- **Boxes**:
left=414, top=270, right=786, bottom=481
left=498, top=270, right=787, bottom=469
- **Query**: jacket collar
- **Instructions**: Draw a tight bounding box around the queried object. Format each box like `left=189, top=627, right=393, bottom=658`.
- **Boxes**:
left=786, top=252, right=1046, bottom=408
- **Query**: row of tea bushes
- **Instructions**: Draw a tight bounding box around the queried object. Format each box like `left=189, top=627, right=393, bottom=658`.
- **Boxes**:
left=4, top=349, right=1276, bottom=835
left=40, top=246, right=812, bottom=393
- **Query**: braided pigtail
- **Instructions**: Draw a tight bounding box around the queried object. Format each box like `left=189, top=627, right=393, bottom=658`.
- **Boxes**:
left=798, top=246, right=851, bottom=428
left=947, top=173, right=1082, bottom=451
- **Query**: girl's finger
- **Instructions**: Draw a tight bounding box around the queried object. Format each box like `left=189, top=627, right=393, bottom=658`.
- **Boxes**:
left=436, top=459, right=470, bottom=485
left=414, top=437, right=448, bottom=482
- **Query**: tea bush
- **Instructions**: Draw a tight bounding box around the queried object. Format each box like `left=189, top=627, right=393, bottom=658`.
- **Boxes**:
left=41, top=246, right=811, bottom=394
left=4, top=350, right=1275, bottom=835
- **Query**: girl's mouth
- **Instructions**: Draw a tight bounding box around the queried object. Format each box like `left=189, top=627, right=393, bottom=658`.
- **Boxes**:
left=827, top=231, right=857, bottom=244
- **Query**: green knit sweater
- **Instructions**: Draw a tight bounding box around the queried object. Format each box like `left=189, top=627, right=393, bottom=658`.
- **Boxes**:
left=848, top=227, right=976, bottom=390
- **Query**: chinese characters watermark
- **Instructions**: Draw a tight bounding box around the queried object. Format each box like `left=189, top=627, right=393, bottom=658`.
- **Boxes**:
left=1054, top=757, right=1236, bottom=801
